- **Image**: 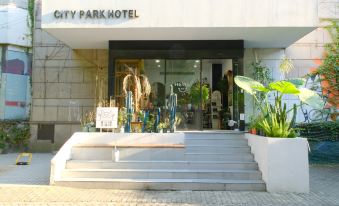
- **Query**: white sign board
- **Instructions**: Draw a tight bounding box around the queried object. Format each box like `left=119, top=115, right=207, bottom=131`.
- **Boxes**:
left=96, top=107, right=118, bottom=128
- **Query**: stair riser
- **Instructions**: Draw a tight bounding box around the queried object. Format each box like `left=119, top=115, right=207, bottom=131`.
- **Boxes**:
left=55, top=181, right=266, bottom=191
left=185, top=147, right=250, bottom=153
left=72, top=148, right=184, bottom=160
left=185, top=134, right=245, bottom=140
left=185, top=154, right=254, bottom=161
left=62, top=171, right=262, bottom=180
left=185, top=140, right=248, bottom=146
left=66, top=162, right=258, bottom=170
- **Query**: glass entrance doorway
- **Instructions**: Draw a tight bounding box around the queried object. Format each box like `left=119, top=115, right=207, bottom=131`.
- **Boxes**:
left=113, top=58, right=237, bottom=131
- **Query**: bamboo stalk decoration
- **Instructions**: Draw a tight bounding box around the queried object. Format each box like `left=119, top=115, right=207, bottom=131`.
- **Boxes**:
left=125, top=91, right=133, bottom=133
left=155, top=108, right=161, bottom=132
left=142, top=110, right=149, bottom=133
left=169, top=85, right=177, bottom=132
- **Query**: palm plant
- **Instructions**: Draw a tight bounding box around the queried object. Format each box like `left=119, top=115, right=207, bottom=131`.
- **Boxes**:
left=235, top=76, right=324, bottom=137
left=122, top=65, right=151, bottom=112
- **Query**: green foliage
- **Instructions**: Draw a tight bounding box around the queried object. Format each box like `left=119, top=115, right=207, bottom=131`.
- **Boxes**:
left=118, top=107, right=127, bottom=127
left=235, top=76, right=324, bottom=138
left=189, top=82, right=209, bottom=106
left=27, top=0, right=34, bottom=44
left=0, top=122, right=30, bottom=151
left=0, top=130, right=8, bottom=149
left=296, top=121, right=339, bottom=141
left=251, top=61, right=272, bottom=108
left=251, top=61, right=272, bottom=86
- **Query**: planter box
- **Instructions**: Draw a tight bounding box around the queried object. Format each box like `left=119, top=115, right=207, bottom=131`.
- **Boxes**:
left=245, top=133, right=309, bottom=193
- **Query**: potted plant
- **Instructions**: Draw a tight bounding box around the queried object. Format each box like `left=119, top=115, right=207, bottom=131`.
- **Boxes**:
left=118, top=107, right=127, bottom=133
left=189, top=82, right=209, bottom=109
left=234, top=76, right=323, bottom=193
left=81, top=111, right=96, bottom=132
left=248, top=115, right=257, bottom=134
left=157, top=122, right=166, bottom=133
left=163, top=118, right=170, bottom=133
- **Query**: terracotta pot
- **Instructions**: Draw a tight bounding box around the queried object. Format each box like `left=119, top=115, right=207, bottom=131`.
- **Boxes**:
left=251, top=128, right=257, bottom=134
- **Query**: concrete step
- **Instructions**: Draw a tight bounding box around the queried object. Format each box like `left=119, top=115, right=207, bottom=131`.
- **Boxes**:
left=185, top=145, right=250, bottom=153
left=184, top=133, right=245, bottom=140
left=185, top=153, right=254, bottom=161
left=66, top=160, right=259, bottom=170
left=185, top=139, right=248, bottom=146
left=71, top=147, right=185, bottom=161
left=55, top=178, right=266, bottom=191
left=62, top=168, right=262, bottom=180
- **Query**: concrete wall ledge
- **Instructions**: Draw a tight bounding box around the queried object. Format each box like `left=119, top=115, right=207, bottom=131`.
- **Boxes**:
left=245, top=133, right=309, bottom=193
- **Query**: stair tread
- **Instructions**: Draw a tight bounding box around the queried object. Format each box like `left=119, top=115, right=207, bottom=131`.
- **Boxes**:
left=57, top=178, right=265, bottom=184
left=185, top=153, right=252, bottom=155
left=67, top=160, right=257, bottom=164
left=185, top=145, right=249, bottom=147
left=64, top=168, right=260, bottom=173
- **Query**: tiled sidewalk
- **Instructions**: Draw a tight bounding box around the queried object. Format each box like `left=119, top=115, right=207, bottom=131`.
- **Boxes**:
left=0, top=153, right=338, bottom=206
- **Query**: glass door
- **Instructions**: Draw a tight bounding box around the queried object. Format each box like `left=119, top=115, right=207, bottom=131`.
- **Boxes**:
left=165, top=60, right=201, bottom=130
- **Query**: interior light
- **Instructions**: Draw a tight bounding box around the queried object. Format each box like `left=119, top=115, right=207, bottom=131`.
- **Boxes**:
left=195, top=60, right=200, bottom=63
left=157, top=65, right=161, bottom=68
left=155, top=60, right=160, bottom=63
left=194, top=65, right=198, bottom=68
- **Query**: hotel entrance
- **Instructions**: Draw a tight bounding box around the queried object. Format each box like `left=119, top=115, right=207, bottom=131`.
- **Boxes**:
left=109, top=40, right=245, bottom=131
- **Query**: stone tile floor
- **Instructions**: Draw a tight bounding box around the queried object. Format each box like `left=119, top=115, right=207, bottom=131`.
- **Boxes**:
left=0, top=153, right=338, bottom=206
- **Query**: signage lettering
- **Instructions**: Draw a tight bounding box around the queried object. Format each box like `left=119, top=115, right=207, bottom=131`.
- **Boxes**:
left=53, top=10, right=139, bottom=19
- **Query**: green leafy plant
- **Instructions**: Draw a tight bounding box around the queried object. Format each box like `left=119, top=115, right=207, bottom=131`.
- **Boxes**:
left=0, top=129, right=8, bottom=150
left=9, top=124, right=30, bottom=148
left=189, top=82, right=209, bottom=107
left=235, top=76, right=324, bottom=137
left=0, top=122, right=30, bottom=151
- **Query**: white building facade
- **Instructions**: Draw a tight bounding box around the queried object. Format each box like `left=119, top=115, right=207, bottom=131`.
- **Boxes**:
left=22, top=0, right=337, bottom=149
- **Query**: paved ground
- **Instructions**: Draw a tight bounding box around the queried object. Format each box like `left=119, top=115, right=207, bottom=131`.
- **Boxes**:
left=0, top=153, right=338, bottom=206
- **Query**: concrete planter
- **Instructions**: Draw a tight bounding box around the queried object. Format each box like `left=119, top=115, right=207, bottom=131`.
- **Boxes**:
left=245, top=133, right=309, bottom=193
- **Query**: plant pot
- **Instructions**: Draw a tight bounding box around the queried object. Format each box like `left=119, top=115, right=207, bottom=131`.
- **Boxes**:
left=82, top=126, right=89, bottom=132
left=245, top=133, right=309, bottom=193
left=88, top=127, right=97, bottom=132
left=120, top=127, right=125, bottom=133
left=251, top=128, right=256, bottom=134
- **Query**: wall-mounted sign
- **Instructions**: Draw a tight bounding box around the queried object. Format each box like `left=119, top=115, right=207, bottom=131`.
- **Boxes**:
left=96, top=107, right=118, bottom=129
left=53, top=10, right=139, bottom=19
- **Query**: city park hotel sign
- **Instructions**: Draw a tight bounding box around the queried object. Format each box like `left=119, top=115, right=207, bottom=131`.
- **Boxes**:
left=53, top=9, right=139, bottom=19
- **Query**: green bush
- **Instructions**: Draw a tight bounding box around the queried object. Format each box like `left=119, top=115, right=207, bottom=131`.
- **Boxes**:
left=296, top=121, right=339, bottom=141
left=0, top=121, right=30, bottom=151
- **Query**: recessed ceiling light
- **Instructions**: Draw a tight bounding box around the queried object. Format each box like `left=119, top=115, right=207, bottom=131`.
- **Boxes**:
left=157, top=65, right=161, bottom=68
left=195, top=60, right=200, bottom=63
left=155, top=60, right=160, bottom=63
left=194, top=65, right=198, bottom=68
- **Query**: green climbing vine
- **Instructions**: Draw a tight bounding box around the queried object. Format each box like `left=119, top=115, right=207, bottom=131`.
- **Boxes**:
left=27, top=0, right=35, bottom=46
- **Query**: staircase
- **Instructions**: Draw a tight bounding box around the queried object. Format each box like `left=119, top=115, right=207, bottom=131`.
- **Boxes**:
left=53, top=132, right=266, bottom=191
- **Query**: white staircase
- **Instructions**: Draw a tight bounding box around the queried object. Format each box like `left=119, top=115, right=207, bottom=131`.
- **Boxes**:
left=53, top=132, right=266, bottom=191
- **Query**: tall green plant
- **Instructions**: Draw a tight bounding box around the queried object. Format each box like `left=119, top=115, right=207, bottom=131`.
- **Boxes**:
left=235, top=76, right=324, bottom=137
